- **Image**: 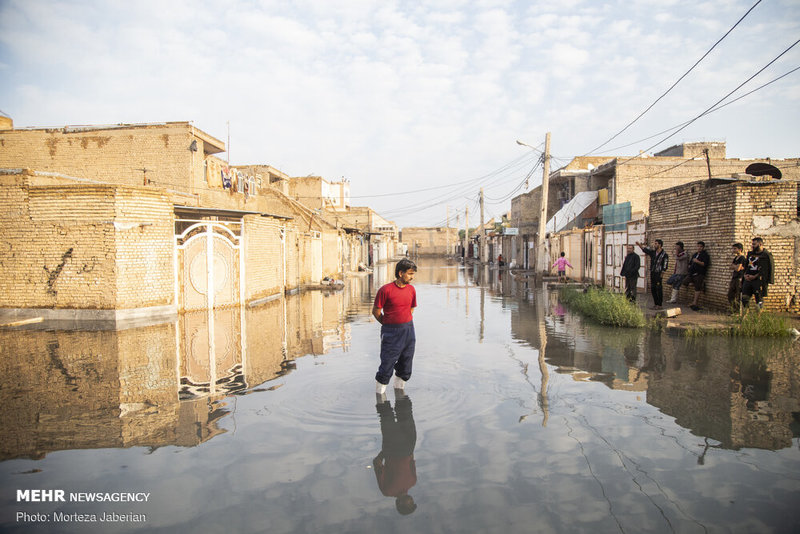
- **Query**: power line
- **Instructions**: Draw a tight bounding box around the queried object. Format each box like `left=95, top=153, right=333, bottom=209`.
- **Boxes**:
left=349, top=151, right=536, bottom=199
left=584, top=0, right=763, bottom=156
left=616, top=37, right=800, bottom=167
left=595, top=64, right=800, bottom=155
left=379, top=154, right=537, bottom=218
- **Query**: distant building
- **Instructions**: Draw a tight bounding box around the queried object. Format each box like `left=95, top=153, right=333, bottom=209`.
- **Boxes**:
left=401, top=227, right=458, bottom=256
left=288, top=175, right=350, bottom=212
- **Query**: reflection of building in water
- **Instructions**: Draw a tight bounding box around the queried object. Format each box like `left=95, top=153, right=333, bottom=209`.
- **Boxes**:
left=0, top=324, right=228, bottom=461
left=509, top=289, right=648, bottom=392
left=0, top=277, right=368, bottom=460
left=646, top=337, right=800, bottom=451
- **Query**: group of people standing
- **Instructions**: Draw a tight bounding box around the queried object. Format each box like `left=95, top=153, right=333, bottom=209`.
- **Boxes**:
left=620, top=237, right=772, bottom=312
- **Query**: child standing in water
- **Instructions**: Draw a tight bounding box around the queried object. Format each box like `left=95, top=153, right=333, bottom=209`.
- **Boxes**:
left=373, top=259, right=418, bottom=394
left=552, top=252, right=573, bottom=283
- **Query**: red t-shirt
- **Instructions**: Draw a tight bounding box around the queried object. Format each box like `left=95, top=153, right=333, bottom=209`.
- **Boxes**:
left=374, top=282, right=417, bottom=324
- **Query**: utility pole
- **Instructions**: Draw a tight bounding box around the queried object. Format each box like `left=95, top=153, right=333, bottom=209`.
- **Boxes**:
left=446, top=205, right=451, bottom=255
left=465, top=206, right=469, bottom=260
left=703, top=148, right=712, bottom=180
left=479, top=188, right=485, bottom=263
left=537, top=132, right=551, bottom=275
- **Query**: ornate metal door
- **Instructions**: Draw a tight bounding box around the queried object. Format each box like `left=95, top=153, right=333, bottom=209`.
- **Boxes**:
left=176, top=221, right=242, bottom=311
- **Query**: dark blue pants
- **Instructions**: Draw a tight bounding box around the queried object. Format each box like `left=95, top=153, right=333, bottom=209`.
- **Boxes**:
left=376, top=321, right=416, bottom=385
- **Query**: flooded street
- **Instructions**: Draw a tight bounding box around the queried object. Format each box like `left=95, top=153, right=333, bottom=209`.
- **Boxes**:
left=2, top=259, right=800, bottom=533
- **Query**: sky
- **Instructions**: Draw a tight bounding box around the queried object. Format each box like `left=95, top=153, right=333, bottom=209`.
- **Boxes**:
left=1, top=0, right=798, bottom=228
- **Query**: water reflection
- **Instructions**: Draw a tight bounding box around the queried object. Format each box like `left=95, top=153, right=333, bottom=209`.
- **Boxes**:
left=2, top=258, right=799, bottom=533
left=373, top=391, right=417, bottom=515
left=503, top=284, right=800, bottom=452
left=0, top=275, right=376, bottom=461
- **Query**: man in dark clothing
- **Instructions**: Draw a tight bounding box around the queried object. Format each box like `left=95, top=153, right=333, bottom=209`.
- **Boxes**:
left=741, top=237, right=772, bottom=311
left=620, top=244, right=641, bottom=302
left=682, top=241, right=711, bottom=311
left=727, top=243, right=747, bottom=311
left=636, top=239, right=669, bottom=309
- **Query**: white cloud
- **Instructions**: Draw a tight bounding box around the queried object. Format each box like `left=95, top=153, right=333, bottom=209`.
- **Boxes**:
left=1, top=0, right=798, bottom=226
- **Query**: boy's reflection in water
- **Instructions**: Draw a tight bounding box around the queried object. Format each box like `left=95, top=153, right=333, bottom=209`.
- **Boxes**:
left=373, top=391, right=417, bottom=515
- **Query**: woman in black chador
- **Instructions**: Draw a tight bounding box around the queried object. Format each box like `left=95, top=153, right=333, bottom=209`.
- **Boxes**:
left=373, top=392, right=417, bottom=515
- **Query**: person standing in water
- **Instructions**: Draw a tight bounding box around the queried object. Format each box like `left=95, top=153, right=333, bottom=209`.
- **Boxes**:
left=373, top=259, right=418, bottom=394
left=552, top=252, right=573, bottom=283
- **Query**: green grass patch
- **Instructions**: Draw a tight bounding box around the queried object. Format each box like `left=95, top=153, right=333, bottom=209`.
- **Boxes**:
left=681, top=310, right=794, bottom=338
left=559, top=287, right=645, bottom=328
left=727, top=311, right=792, bottom=337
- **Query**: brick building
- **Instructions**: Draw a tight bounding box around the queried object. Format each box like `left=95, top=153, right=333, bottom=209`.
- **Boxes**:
left=511, top=142, right=800, bottom=272
left=647, top=177, right=799, bottom=312
left=0, top=120, right=367, bottom=324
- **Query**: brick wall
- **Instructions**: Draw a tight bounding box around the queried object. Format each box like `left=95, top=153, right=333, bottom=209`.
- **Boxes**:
left=617, top=158, right=800, bottom=216
left=114, top=188, right=175, bottom=308
left=401, top=227, right=457, bottom=255
left=0, top=173, right=174, bottom=310
left=734, top=181, right=799, bottom=311
left=648, top=179, right=799, bottom=312
left=243, top=215, right=285, bottom=300
left=0, top=123, right=195, bottom=191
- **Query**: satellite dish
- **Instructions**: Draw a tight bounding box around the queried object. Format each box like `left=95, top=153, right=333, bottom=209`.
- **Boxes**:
left=745, top=162, right=781, bottom=179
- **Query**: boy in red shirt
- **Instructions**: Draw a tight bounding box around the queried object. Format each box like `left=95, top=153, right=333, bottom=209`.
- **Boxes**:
left=372, top=259, right=417, bottom=394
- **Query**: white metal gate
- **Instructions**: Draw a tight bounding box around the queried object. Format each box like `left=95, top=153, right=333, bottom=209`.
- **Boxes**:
left=176, top=221, right=243, bottom=311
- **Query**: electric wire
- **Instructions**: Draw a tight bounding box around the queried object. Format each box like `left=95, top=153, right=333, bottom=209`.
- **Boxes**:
left=378, top=153, right=538, bottom=218
left=350, top=151, right=537, bottom=199
left=616, top=37, right=800, bottom=168
left=596, top=65, right=800, bottom=156
left=584, top=0, right=763, bottom=156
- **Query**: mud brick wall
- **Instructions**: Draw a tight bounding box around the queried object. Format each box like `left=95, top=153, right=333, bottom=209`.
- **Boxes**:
left=243, top=214, right=285, bottom=300
left=648, top=180, right=799, bottom=312
left=0, top=174, right=174, bottom=310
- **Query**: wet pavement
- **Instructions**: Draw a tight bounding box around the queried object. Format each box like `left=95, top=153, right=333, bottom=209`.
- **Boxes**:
left=1, top=259, right=799, bottom=533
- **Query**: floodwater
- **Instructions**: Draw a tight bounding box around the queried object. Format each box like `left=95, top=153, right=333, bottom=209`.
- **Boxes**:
left=2, top=259, right=800, bottom=533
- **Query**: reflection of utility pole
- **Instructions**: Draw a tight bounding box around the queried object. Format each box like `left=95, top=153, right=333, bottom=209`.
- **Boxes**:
left=479, top=286, right=485, bottom=343
left=537, top=289, right=550, bottom=426
left=465, top=206, right=469, bottom=260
